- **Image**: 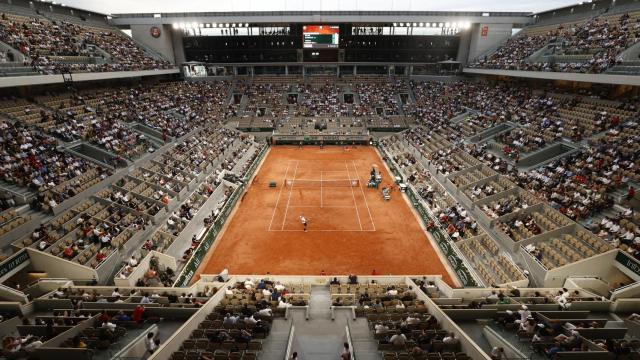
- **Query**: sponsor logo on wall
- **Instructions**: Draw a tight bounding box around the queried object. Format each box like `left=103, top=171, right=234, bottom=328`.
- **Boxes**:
left=150, top=26, right=162, bottom=38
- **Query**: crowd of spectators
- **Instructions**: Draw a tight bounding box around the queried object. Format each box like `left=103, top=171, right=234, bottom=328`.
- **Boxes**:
left=378, top=79, right=638, bottom=261
left=295, top=83, right=349, bottom=117
left=0, top=13, right=171, bottom=74
left=134, top=256, right=176, bottom=287
left=0, top=119, right=111, bottom=209
left=492, top=290, right=636, bottom=357
left=354, top=80, right=407, bottom=116
left=471, top=12, right=640, bottom=73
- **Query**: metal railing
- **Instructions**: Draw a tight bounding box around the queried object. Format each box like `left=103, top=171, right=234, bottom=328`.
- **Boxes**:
left=345, top=321, right=356, bottom=360
left=283, top=322, right=296, bottom=360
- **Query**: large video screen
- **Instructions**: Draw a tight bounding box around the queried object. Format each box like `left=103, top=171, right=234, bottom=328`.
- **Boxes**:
left=303, top=25, right=339, bottom=49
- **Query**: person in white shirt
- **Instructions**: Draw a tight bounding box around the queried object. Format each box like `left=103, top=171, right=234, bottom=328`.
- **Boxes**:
left=112, top=288, right=122, bottom=297
left=516, top=305, right=530, bottom=323
left=146, top=332, right=158, bottom=354
left=258, top=308, right=273, bottom=317
left=53, top=288, right=65, bottom=298
left=443, top=332, right=459, bottom=345
left=406, top=314, right=419, bottom=325
left=487, top=291, right=499, bottom=301
left=374, top=323, right=389, bottom=334
left=129, top=256, right=138, bottom=267
left=244, top=315, right=258, bottom=325
left=389, top=331, right=407, bottom=346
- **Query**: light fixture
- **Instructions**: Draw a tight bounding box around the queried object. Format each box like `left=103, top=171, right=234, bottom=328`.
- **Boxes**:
left=412, top=22, right=417, bottom=27
left=419, top=22, right=424, bottom=27
left=172, top=23, right=179, bottom=29
left=445, top=22, right=450, bottom=28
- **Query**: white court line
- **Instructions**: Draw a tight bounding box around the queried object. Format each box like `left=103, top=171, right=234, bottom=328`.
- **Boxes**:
left=268, top=160, right=292, bottom=231
left=268, top=229, right=376, bottom=232
left=288, top=205, right=356, bottom=208
left=281, top=160, right=300, bottom=230
left=345, top=160, right=363, bottom=231
left=320, top=170, right=323, bottom=208
left=352, top=160, right=376, bottom=231
left=285, top=178, right=355, bottom=182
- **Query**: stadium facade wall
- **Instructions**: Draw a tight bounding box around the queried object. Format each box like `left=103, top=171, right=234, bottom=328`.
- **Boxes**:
left=467, top=23, right=513, bottom=62
left=542, top=250, right=619, bottom=288
left=131, top=24, right=177, bottom=64
left=0, top=69, right=180, bottom=88
left=464, top=68, right=640, bottom=86
left=171, top=29, right=187, bottom=65
left=456, top=26, right=472, bottom=64
left=25, top=248, right=98, bottom=281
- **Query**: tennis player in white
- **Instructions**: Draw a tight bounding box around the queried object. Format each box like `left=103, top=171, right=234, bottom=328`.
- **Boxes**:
left=299, top=213, right=308, bottom=232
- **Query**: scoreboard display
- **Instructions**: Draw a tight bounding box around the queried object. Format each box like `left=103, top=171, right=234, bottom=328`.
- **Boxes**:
left=303, top=25, right=339, bottom=49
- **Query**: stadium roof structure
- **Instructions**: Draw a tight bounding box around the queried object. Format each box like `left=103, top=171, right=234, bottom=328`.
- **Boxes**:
left=111, top=10, right=533, bottom=26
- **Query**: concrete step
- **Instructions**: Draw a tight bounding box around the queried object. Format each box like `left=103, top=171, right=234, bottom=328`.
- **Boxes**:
left=0, top=180, right=35, bottom=203
left=260, top=318, right=292, bottom=360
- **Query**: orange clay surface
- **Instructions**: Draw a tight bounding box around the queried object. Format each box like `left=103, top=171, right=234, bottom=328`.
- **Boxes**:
left=197, top=145, right=452, bottom=284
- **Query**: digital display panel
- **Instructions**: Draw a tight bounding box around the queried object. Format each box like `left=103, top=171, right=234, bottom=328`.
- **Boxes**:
left=303, top=25, right=339, bottom=49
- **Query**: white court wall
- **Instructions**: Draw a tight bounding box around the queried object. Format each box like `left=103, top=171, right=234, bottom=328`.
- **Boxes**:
left=26, top=249, right=97, bottom=281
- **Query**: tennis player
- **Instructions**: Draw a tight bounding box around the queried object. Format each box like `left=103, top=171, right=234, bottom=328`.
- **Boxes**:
left=299, top=213, right=308, bottom=232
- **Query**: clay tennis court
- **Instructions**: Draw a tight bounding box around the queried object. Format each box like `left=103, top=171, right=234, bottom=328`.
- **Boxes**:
left=197, top=145, right=453, bottom=284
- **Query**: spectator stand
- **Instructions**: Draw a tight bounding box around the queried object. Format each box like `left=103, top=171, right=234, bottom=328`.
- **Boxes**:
left=490, top=203, right=573, bottom=250
left=469, top=9, right=640, bottom=74
left=15, top=283, right=216, bottom=360
left=446, top=166, right=501, bottom=204
left=379, top=123, right=635, bottom=290
left=377, top=140, right=482, bottom=288
left=172, top=144, right=269, bottom=287
left=456, top=234, right=529, bottom=288
left=114, top=250, right=177, bottom=288
left=467, top=121, right=517, bottom=144
left=147, top=180, right=234, bottom=276
left=150, top=277, right=273, bottom=360
left=3, top=125, right=255, bottom=284
left=473, top=187, right=542, bottom=226
left=357, top=275, right=488, bottom=360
